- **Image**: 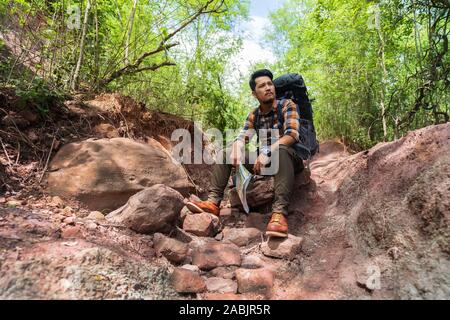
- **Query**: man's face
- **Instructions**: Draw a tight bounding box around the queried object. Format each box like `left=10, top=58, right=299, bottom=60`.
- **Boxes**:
left=252, top=76, right=275, bottom=104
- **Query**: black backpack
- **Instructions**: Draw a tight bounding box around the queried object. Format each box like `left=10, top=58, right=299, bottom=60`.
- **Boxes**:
left=255, top=73, right=319, bottom=161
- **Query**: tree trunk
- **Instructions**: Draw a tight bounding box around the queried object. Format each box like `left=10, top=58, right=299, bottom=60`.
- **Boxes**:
left=378, top=28, right=388, bottom=141
left=125, top=0, right=138, bottom=65
left=71, top=0, right=91, bottom=91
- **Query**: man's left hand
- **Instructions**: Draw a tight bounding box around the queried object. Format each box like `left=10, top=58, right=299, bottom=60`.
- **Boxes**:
left=253, top=153, right=270, bottom=174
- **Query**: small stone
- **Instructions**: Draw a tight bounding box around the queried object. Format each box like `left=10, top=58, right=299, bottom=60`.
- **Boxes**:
left=219, top=208, right=238, bottom=218
left=241, top=254, right=265, bottom=269
left=87, top=211, right=105, bottom=221
left=86, top=222, right=97, bottom=230
left=0, top=197, right=6, bottom=204
left=6, top=200, right=21, bottom=208
left=261, top=234, right=303, bottom=260
left=61, top=226, right=83, bottom=239
left=179, top=206, right=191, bottom=222
left=192, top=242, right=241, bottom=270
left=183, top=212, right=214, bottom=237
left=180, top=264, right=200, bottom=272
left=170, top=268, right=206, bottom=293
left=153, top=233, right=189, bottom=264
left=205, top=277, right=237, bottom=294
left=222, top=227, right=262, bottom=247
left=62, top=206, right=73, bottom=216
left=63, top=217, right=75, bottom=225
left=189, top=194, right=202, bottom=202
left=209, top=266, right=237, bottom=280
left=235, top=268, right=274, bottom=296
left=50, top=196, right=65, bottom=208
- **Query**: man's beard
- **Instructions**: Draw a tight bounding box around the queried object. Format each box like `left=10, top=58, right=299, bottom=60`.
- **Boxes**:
left=262, top=96, right=275, bottom=104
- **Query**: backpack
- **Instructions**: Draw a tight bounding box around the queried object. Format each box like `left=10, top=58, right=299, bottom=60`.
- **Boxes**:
left=254, top=73, right=319, bottom=161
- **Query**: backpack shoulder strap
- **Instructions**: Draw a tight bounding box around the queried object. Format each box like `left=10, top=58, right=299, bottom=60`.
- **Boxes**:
left=253, top=107, right=260, bottom=145
left=277, top=99, right=286, bottom=129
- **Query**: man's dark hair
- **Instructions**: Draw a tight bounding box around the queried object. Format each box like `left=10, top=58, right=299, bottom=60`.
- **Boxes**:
left=249, top=69, right=273, bottom=91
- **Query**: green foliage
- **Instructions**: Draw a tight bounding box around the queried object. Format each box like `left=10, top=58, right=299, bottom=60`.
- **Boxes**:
left=267, top=0, right=449, bottom=150
left=1, top=0, right=250, bottom=130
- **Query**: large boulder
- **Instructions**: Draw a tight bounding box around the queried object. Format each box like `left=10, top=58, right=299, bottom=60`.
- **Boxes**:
left=106, top=184, right=184, bottom=234
left=45, top=138, right=194, bottom=211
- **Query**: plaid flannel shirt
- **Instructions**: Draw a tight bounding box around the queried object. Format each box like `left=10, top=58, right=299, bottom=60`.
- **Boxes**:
left=236, top=99, right=300, bottom=147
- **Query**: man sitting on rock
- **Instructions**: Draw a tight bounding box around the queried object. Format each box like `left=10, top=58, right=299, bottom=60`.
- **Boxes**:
left=187, top=69, right=304, bottom=238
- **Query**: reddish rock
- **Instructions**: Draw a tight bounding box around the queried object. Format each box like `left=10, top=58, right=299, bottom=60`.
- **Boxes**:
left=222, top=227, right=262, bottom=247
left=235, top=268, right=274, bottom=296
left=170, top=268, right=206, bottom=293
left=153, top=233, right=189, bottom=264
left=46, top=138, right=194, bottom=211
left=182, top=212, right=214, bottom=237
left=61, top=226, right=83, bottom=239
left=106, top=184, right=184, bottom=234
left=261, top=234, right=303, bottom=260
left=241, top=254, right=265, bottom=269
left=192, top=242, right=241, bottom=270
left=87, top=211, right=105, bottom=221
left=204, top=277, right=237, bottom=294
left=209, top=266, right=237, bottom=279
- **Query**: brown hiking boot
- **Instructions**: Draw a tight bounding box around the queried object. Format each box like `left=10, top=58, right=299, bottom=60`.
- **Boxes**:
left=185, top=200, right=220, bottom=217
left=266, top=212, right=288, bottom=238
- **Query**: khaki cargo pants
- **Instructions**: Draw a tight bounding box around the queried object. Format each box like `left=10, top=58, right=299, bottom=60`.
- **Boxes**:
left=207, top=145, right=304, bottom=216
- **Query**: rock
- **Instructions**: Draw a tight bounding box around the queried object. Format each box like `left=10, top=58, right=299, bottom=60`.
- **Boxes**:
left=170, top=268, right=206, bottom=293
left=230, top=171, right=310, bottom=210
left=180, top=264, right=200, bottom=272
left=179, top=206, right=191, bottom=222
left=230, top=177, right=274, bottom=209
left=87, top=211, right=105, bottom=221
left=62, top=206, right=73, bottom=216
left=0, top=197, right=6, bottom=204
left=50, top=196, right=65, bottom=208
left=182, top=212, right=215, bottom=237
left=6, top=200, right=21, bottom=208
left=245, top=212, right=268, bottom=232
left=46, top=138, right=194, bottom=211
left=153, top=233, right=189, bottom=264
left=189, top=194, right=202, bottom=202
left=209, top=266, right=237, bottom=280
left=63, top=217, right=75, bottom=225
left=106, top=185, right=184, bottom=234
left=93, top=123, right=119, bottom=138
left=192, top=242, right=241, bottom=270
left=205, top=277, right=237, bottom=294
left=261, top=234, right=303, bottom=260
left=61, top=226, right=83, bottom=239
left=174, top=227, right=193, bottom=243
left=85, top=222, right=97, bottom=230
left=235, top=268, right=274, bottom=296
left=222, top=227, right=262, bottom=247
left=241, top=254, right=265, bottom=269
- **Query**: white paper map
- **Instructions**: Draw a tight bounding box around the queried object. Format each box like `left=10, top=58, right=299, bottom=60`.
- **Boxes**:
left=235, top=164, right=253, bottom=214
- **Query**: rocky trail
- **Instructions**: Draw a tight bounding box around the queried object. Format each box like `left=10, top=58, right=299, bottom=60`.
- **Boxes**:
left=0, top=93, right=448, bottom=300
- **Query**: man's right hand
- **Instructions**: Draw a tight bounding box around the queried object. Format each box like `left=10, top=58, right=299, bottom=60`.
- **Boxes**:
left=230, top=141, right=244, bottom=166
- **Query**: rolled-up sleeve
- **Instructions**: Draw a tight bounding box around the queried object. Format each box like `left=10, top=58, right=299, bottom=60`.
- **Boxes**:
left=235, top=111, right=256, bottom=143
left=282, top=100, right=300, bottom=142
